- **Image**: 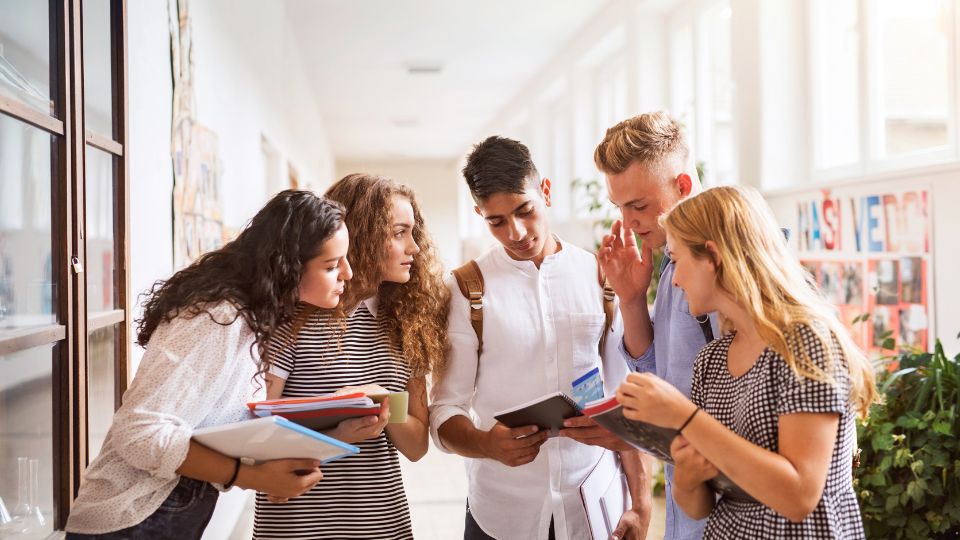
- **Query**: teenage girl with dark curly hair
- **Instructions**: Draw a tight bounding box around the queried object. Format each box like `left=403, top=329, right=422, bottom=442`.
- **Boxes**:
left=254, top=174, right=449, bottom=540
left=66, top=190, right=352, bottom=539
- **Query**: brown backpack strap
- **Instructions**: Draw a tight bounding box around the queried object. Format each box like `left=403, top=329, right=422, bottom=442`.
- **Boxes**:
left=596, top=254, right=615, bottom=354
left=452, top=260, right=484, bottom=353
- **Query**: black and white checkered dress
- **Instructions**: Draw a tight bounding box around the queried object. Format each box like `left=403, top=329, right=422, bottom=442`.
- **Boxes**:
left=691, top=324, right=865, bottom=539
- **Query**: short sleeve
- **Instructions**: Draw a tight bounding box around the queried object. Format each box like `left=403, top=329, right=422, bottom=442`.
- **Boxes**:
left=776, top=324, right=850, bottom=416
left=690, top=338, right=721, bottom=409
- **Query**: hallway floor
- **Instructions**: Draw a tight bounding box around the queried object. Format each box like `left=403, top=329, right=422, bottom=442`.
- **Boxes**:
left=225, top=444, right=666, bottom=539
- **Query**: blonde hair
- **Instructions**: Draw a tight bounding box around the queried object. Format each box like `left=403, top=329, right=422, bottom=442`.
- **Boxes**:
left=594, top=111, right=689, bottom=175
left=661, top=186, right=878, bottom=418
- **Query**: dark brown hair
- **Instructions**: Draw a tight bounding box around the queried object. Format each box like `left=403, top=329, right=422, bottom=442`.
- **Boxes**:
left=136, top=190, right=345, bottom=377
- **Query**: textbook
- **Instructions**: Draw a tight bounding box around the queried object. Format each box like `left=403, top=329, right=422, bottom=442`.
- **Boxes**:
left=248, top=390, right=408, bottom=431
left=583, top=396, right=758, bottom=503
left=192, top=416, right=359, bottom=464
left=493, top=391, right=582, bottom=435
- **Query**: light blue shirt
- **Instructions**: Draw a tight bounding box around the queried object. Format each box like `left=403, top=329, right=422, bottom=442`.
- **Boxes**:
left=619, top=255, right=718, bottom=540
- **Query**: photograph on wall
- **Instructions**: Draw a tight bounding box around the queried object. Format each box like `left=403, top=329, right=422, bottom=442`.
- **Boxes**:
left=841, top=262, right=864, bottom=306
left=796, top=186, right=932, bottom=356
left=869, top=306, right=898, bottom=350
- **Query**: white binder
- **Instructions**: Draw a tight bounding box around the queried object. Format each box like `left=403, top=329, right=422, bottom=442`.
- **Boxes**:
left=192, top=416, right=359, bottom=464
left=580, top=450, right=631, bottom=540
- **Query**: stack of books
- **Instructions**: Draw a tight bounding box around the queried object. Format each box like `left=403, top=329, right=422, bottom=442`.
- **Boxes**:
left=248, top=392, right=381, bottom=431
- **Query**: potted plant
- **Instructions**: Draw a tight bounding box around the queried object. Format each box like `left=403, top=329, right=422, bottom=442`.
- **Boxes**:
left=854, top=336, right=960, bottom=538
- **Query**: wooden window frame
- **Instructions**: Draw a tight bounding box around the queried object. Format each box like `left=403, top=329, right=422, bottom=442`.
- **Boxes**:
left=0, top=0, right=129, bottom=530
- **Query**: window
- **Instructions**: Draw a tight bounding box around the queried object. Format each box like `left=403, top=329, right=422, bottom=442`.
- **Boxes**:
left=669, top=1, right=737, bottom=187
left=811, top=0, right=956, bottom=176
left=0, top=0, right=129, bottom=531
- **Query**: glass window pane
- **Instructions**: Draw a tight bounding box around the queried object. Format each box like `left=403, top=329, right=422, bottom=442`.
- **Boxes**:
left=876, top=0, right=950, bottom=157
left=85, top=146, right=116, bottom=314
left=812, top=0, right=860, bottom=169
left=82, top=0, right=114, bottom=138
left=87, top=324, right=117, bottom=460
left=0, top=0, right=52, bottom=115
left=0, top=343, right=55, bottom=537
left=0, top=115, right=55, bottom=334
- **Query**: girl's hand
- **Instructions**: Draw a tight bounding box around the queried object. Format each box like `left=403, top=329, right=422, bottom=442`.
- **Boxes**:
left=615, top=372, right=696, bottom=429
left=326, top=398, right=390, bottom=443
left=670, top=435, right=718, bottom=492
left=235, top=458, right=323, bottom=499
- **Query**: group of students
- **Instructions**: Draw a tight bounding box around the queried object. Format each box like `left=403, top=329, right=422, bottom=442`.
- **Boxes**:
left=63, top=111, right=877, bottom=540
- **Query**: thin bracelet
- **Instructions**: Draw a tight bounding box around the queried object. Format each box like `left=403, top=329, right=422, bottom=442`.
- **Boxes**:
left=223, top=457, right=241, bottom=489
left=677, top=406, right=700, bottom=433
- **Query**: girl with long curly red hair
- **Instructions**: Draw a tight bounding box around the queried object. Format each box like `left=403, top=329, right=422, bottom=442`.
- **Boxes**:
left=255, top=174, right=448, bottom=539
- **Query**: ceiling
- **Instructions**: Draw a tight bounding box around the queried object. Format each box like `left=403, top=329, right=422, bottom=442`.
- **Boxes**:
left=284, top=0, right=613, bottom=161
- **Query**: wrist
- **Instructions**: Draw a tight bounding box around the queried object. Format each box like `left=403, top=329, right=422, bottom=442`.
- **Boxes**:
left=675, top=402, right=700, bottom=432
left=232, top=462, right=257, bottom=491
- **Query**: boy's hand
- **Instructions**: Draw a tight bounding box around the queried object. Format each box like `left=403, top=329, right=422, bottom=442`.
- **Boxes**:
left=559, top=415, right=633, bottom=451
left=598, top=220, right=654, bottom=306
left=480, top=422, right=549, bottom=467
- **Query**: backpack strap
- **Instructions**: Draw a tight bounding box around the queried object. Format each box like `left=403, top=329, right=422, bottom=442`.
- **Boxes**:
left=596, top=255, right=616, bottom=354
left=696, top=314, right=714, bottom=343
left=452, top=260, right=485, bottom=352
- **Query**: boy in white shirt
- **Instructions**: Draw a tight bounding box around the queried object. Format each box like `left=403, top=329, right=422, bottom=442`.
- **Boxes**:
left=429, top=136, right=652, bottom=540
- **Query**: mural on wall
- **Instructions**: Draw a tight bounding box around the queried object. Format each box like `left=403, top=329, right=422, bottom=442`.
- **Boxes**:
left=169, top=0, right=224, bottom=269
left=796, top=187, right=933, bottom=354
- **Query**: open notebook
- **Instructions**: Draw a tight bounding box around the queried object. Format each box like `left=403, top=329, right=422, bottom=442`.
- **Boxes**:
left=192, top=416, right=359, bottom=464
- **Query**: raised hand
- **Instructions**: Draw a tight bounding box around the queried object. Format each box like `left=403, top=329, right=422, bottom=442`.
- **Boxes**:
left=480, top=422, right=549, bottom=467
left=598, top=220, right=655, bottom=306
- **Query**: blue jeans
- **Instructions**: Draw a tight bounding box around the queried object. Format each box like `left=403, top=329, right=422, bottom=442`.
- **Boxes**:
left=66, top=477, right=219, bottom=540
left=464, top=501, right=554, bottom=540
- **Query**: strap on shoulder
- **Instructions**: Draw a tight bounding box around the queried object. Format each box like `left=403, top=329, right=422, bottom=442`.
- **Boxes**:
left=452, top=260, right=484, bottom=352
left=596, top=254, right=616, bottom=354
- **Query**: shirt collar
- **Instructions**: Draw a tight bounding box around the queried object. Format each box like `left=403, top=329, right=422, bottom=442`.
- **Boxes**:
left=493, top=235, right=566, bottom=272
left=348, top=296, right=379, bottom=318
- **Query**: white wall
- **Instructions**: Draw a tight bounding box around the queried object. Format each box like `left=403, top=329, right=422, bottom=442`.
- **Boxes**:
left=126, top=1, right=337, bottom=537
left=334, top=160, right=463, bottom=269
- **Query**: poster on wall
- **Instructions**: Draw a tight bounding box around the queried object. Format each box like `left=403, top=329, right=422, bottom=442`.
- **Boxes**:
left=796, top=187, right=933, bottom=355
left=169, top=0, right=224, bottom=269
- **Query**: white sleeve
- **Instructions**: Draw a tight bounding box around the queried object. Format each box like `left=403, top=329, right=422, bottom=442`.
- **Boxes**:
left=428, top=276, right=480, bottom=453
left=110, top=306, right=252, bottom=479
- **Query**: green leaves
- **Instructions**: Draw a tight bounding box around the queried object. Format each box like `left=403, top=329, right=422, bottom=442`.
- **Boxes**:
left=856, top=338, right=960, bottom=538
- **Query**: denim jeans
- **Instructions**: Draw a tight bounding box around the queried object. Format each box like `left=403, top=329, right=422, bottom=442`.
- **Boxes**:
left=66, top=477, right=219, bottom=540
left=464, top=500, right=554, bottom=540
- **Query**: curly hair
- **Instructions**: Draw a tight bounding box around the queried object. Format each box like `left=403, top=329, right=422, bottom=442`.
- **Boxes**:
left=136, top=190, right=346, bottom=379
left=325, top=174, right=449, bottom=377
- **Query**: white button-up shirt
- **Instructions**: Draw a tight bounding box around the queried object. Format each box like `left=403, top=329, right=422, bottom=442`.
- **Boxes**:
left=429, top=239, right=629, bottom=540
left=66, top=301, right=263, bottom=534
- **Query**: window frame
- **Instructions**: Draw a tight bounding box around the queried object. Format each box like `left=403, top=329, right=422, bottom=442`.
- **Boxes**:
left=0, top=0, right=129, bottom=530
left=810, top=0, right=960, bottom=182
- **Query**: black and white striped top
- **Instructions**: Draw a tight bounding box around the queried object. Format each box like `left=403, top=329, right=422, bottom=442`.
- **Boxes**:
left=692, top=324, right=865, bottom=539
left=253, top=300, right=413, bottom=540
